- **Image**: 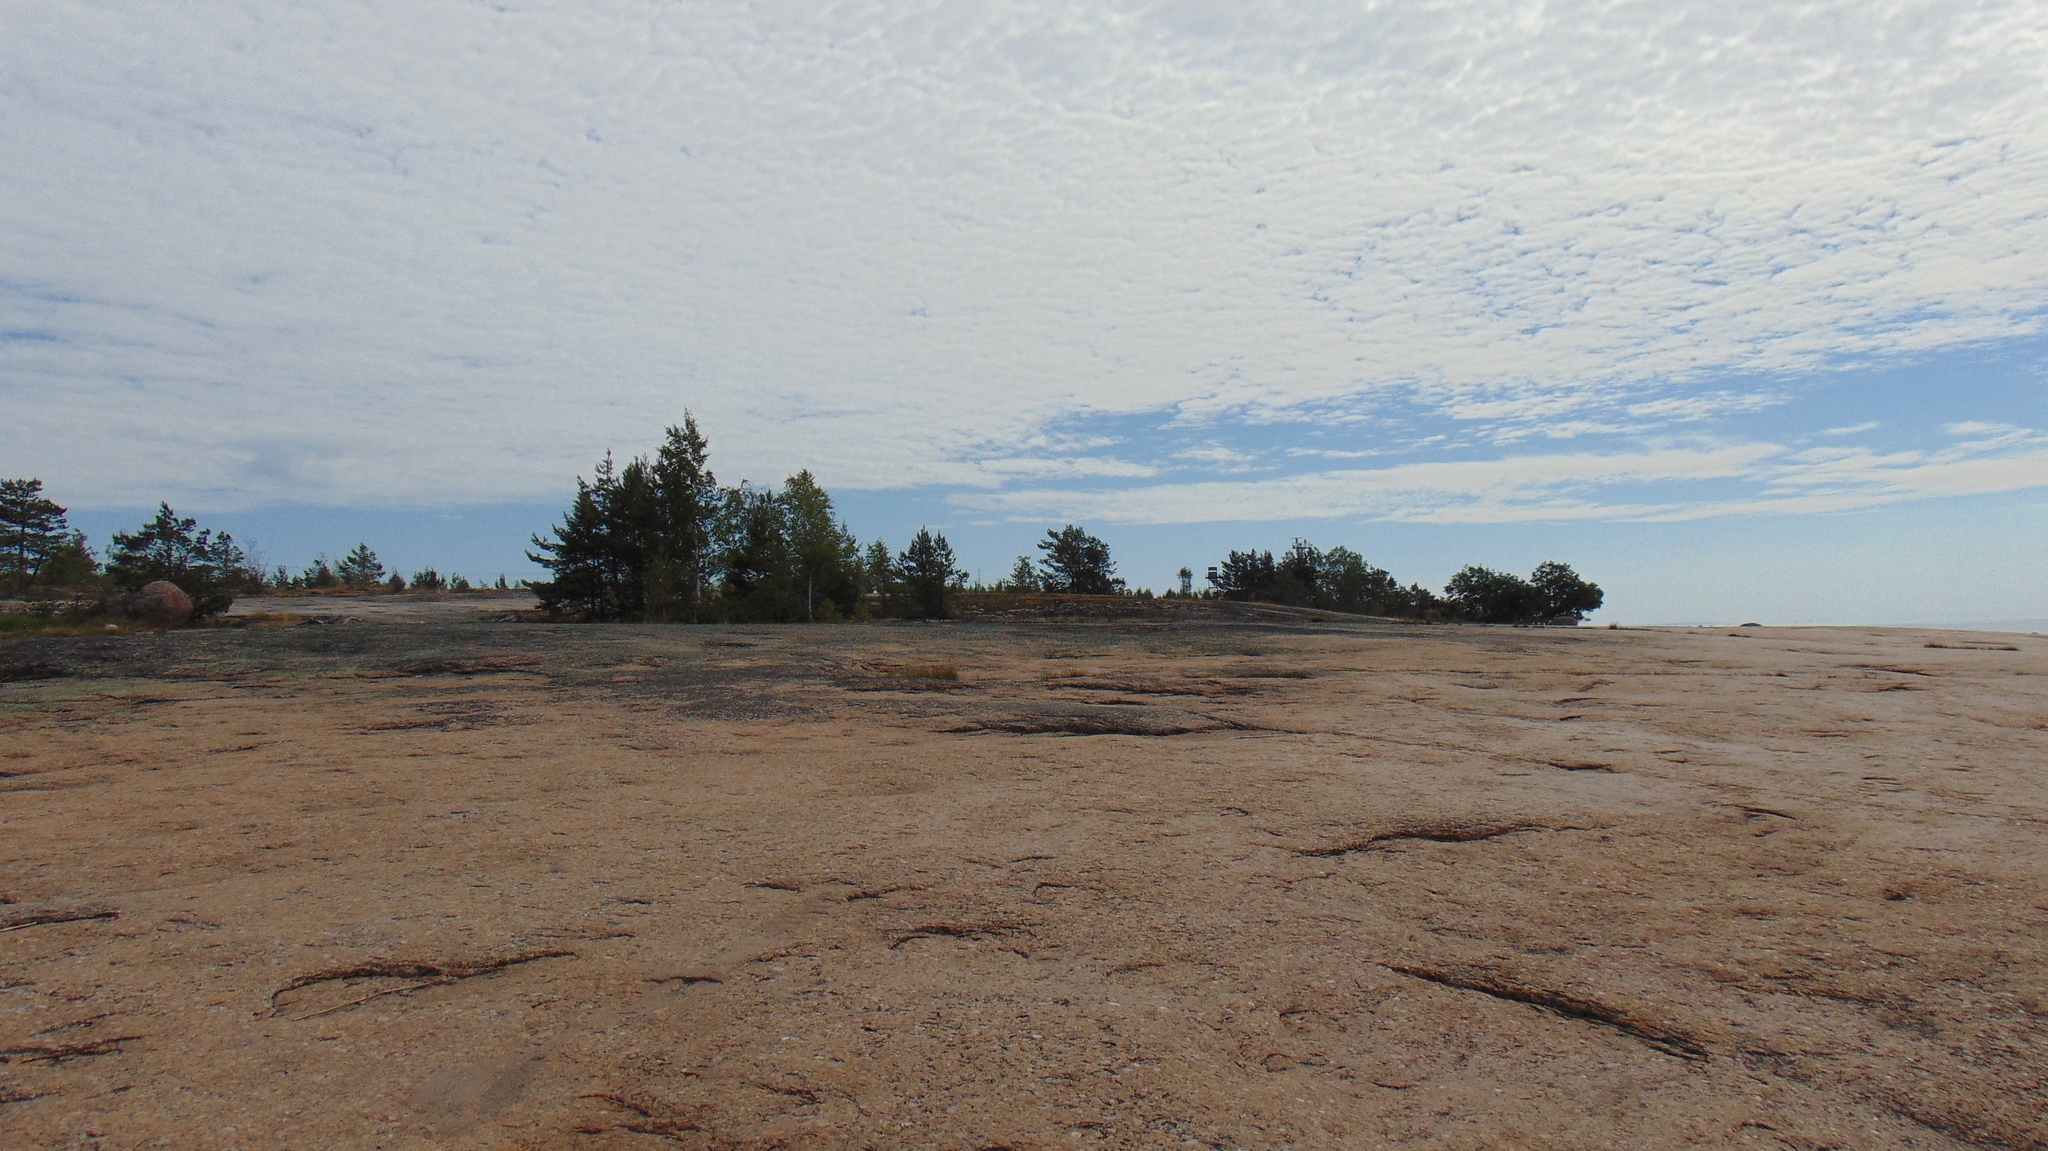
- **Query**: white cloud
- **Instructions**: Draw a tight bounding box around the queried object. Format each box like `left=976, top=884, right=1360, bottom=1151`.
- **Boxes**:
left=955, top=443, right=1786, bottom=524
left=2, top=1, right=2045, bottom=512
left=954, top=425, right=2048, bottom=525
left=966, top=456, right=1159, bottom=482
left=1626, top=393, right=1786, bottom=422
left=1172, top=444, right=1262, bottom=470
left=1944, top=421, right=2026, bottom=438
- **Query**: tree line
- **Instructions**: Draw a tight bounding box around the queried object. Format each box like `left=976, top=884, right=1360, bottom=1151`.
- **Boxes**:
left=1202, top=539, right=1603, bottom=623
left=2, top=482, right=262, bottom=618
left=526, top=419, right=1203, bottom=622
left=527, top=416, right=968, bottom=622
left=279, top=544, right=509, bottom=595
left=1, top=478, right=504, bottom=620
left=8, top=429, right=1605, bottom=629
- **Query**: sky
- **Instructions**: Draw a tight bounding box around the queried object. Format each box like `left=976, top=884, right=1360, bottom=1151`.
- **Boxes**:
left=5, top=1, right=2047, bottom=624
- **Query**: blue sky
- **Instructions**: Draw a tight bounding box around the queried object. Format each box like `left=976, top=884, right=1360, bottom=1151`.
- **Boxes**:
left=7, top=1, right=2048, bottom=623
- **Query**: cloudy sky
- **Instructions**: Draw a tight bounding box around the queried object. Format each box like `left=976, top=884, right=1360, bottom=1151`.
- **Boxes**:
left=5, top=1, right=2046, bottom=621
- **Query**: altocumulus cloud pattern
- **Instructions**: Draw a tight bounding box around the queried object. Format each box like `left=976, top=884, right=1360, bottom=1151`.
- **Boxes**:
left=2, top=0, right=2046, bottom=523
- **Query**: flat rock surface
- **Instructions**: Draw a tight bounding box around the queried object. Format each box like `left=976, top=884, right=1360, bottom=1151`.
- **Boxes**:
left=227, top=590, right=539, bottom=622
left=1, top=616, right=2044, bottom=1149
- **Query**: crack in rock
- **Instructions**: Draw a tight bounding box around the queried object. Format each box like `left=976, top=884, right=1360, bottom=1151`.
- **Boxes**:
left=0, top=1036, right=143, bottom=1064
left=949, top=715, right=1220, bottom=737
left=1386, top=964, right=1707, bottom=1061
left=268, top=949, right=576, bottom=1018
left=889, top=921, right=1039, bottom=950
left=1296, top=823, right=1546, bottom=858
left=0, top=907, right=118, bottom=933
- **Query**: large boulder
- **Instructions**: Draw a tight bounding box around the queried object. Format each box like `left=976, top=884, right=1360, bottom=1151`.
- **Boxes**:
left=108, top=581, right=194, bottom=628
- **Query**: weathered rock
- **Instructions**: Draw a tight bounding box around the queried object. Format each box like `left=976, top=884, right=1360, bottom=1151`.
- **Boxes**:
left=110, top=581, right=194, bottom=628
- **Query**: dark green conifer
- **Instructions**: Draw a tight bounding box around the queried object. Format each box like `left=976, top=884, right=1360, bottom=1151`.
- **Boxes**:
left=106, top=503, right=254, bottom=618
left=898, top=527, right=961, bottom=619
left=0, top=479, right=78, bottom=591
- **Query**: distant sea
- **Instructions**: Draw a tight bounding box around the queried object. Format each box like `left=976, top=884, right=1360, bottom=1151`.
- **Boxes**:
left=1640, top=620, right=2048, bottom=633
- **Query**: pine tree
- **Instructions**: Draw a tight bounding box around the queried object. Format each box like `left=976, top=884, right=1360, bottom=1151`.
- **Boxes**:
left=36, top=531, right=99, bottom=588
left=530, top=416, right=878, bottom=626
left=607, top=455, right=659, bottom=620
left=303, top=556, right=338, bottom=589
left=1271, top=538, right=1322, bottom=605
left=529, top=454, right=624, bottom=620
left=1006, top=556, right=1040, bottom=593
left=898, top=528, right=960, bottom=619
left=106, top=503, right=254, bottom=618
left=646, top=416, right=717, bottom=621
left=335, top=543, right=385, bottom=587
left=0, top=479, right=74, bottom=591
left=531, top=417, right=725, bottom=622
left=862, top=538, right=897, bottom=614
left=1036, top=525, right=1123, bottom=595
left=1318, top=546, right=1400, bottom=614
left=529, top=452, right=664, bottom=620
left=780, top=470, right=862, bottom=621
left=1208, top=549, right=1276, bottom=600
left=712, top=483, right=795, bottom=622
